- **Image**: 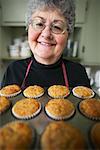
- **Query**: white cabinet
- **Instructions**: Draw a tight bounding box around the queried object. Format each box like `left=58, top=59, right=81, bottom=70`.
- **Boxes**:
left=79, top=0, right=100, bottom=64
left=1, top=0, right=87, bottom=26
left=0, top=0, right=100, bottom=65
left=1, top=0, right=27, bottom=26
left=75, top=0, right=87, bottom=24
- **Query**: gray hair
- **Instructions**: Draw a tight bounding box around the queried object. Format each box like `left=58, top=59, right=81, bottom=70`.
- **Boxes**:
left=26, top=0, right=75, bottom=34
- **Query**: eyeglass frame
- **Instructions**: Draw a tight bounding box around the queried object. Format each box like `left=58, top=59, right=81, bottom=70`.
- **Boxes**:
left=27, top=17, right=68, bottom=34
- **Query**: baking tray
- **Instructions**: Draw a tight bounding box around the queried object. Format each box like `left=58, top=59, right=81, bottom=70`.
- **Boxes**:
left=0, top=91, right=100, bottom=149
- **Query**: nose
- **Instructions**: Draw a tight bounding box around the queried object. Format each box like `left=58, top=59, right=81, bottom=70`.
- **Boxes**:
left=41, top=25, right=53, bottom=40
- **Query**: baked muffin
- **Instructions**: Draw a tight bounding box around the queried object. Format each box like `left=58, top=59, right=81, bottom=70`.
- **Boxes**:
left=0, top=84, right=21, bottom=97
left=45, top=99, right=75, bottom=120
left=23, top=85, right=44, bottom=98
left=0, top=96, right=11, bottom=114
left=79, top=98, right=100, bottom=120
left=91, top=122, right=100, bottom=149
left=41, top=121, right=85, bottom=150
left=12, top=98, right=41, bottom=119
left=48, top=85, right=70, bottom=98
left=0, top=121, right=33, bottom=150
left=72, top=86, right=95, bottom=99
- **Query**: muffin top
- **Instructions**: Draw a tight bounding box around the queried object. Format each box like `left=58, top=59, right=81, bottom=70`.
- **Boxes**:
left=12, top=98, right=41, bottom=119
left=48, top=85, right=70, bottom=98
left=91, top=122, right=100, bottom=149
left=79, top=98, right=100, bottom=120
left=0, top=84, right=21, bottom=97
left=41, top=121, right=85, bottom=150
left=0, top=96, right=11, bottom=114
left=0, top=121, right=33, bottom=149
left=45, top=99, right=75, bottom=119
left=72, top=86, right=95, bottom=99
left=23, top=85, right=44, bottom=98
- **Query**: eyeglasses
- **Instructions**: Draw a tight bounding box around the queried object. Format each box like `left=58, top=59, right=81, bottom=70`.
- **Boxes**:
left=29, top=17, right=67, bottom=34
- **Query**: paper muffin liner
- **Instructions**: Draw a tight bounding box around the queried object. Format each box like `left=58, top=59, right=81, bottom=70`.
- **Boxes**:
left=48, top=90, right=70, bottom=99
left=47, top=85, right=70, bottom=99
left=45, top=107, right=75, bottom=120
left=23, top=91, right=44, bottom=99
left=23, top=85, right=45, bottom=99
left=72, top=86, right=95, bottom=99
left=12, top=102, right=42, bottom=120
left=79, top=102, right=100, bottom=121
left=0, top=90, right=21, bottom=98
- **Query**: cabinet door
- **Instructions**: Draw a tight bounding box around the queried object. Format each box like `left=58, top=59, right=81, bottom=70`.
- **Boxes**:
left=1, top=0, right=87, bottom=25
left=75, top=0, right=87, bottom=24
left=1, top=0, right=27, bottom=26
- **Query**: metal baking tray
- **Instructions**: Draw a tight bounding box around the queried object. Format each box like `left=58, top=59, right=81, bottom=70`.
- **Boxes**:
left=0, top=91, right=99, bottom=149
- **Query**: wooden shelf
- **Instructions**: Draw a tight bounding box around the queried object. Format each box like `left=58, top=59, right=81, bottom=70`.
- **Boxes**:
left=1, top=56, right=81, bottom=63
left=1, top=56, right=29, bottom=61
left=63, top=56, right=81, bottom=62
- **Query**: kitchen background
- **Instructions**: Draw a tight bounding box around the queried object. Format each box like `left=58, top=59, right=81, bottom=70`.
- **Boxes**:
left=0, top=0, right=100, bottom=95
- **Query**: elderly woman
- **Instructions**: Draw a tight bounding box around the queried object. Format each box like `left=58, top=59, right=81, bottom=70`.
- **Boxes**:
left=1, top=0, right=90, bottom=89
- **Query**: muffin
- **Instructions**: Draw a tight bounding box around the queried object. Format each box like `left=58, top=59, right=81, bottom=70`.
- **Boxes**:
left=45, top=99, right=75, bottom=120
left=23, top=85, right=45, bottom=98
left=72, top=86, right=95, bottom=99
left=41, top=121, right=85, bottom=150
left=0, top=96, right=11, bottom=114
left=0, top=121, right=34, bottom=150
left=12, top=98, right=41, bottom=119
left=79, top=98, right=100, bottom=120
left=0, top=84, right=21, bottom=97
left=48, top=85, right=70, bottom=98
left=91, top=122, right=100, bottom=149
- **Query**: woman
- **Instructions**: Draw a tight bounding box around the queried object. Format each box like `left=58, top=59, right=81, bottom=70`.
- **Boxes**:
left=1, top=0, right=90, bottom=89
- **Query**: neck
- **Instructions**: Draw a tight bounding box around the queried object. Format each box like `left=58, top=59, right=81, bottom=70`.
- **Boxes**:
left=34, top=55, right=62, bottom=65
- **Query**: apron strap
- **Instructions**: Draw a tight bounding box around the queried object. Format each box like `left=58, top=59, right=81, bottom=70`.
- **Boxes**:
left=62, top=61, right=69, bottom=88
left=21, top=59, right=33, bottom=89
left=21, top=59, right=69, bottom=89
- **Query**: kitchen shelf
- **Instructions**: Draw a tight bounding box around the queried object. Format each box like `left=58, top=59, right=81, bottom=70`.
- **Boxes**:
left=1, top=56, right=30, bottom=61
left=1, top=56, right=81, bottom=63
left=63, top=56, right=81, bottom=62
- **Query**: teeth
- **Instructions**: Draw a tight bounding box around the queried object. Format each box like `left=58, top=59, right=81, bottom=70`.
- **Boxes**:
left=40, top=42, right=51, bottom=46
left=39, top=42, right=55, bottom=46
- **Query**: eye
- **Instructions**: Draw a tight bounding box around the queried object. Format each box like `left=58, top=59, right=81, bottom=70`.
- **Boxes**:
left=53, top=25, right=63, bottom=31
left=35, top=22, right=44, bottom=27
left=52, top=24, right=63, bottom=32
left=31, top=19, right=44, bottom=30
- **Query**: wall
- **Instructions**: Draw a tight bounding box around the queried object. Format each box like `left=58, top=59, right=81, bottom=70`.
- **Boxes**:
left=0, top=0, right=1, bottom=53
left=80, top=0, right=100, bottom=64
left=97, top=0, right=100, bottom=61
left=0, top=0, right=2, bottom=85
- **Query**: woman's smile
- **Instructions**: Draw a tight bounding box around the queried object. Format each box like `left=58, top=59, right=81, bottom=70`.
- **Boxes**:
left=38, top=41, right=56, bottom=47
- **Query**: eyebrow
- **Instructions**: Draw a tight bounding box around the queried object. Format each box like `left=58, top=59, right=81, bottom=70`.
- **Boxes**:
left=32, top=16, right=65, bottom=24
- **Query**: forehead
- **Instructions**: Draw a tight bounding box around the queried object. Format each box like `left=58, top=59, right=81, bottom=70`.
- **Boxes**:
left=31, top=9, right=66, bottom=22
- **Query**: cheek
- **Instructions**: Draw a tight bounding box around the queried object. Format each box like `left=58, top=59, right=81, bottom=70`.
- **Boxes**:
left=28, top=26, right=39, bottom=45
left=28, top=30, right=36, bottom=42
left=56, top=35, right=68, bottom=50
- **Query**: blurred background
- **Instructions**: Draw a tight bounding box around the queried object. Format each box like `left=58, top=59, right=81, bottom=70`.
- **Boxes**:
left=0, top=0, right=100, bottom=95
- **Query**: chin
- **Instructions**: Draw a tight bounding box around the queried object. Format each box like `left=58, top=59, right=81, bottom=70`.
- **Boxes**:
left=36, top=52, right=53, bottom=58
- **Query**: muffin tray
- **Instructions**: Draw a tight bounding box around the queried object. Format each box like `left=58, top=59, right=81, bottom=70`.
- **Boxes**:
left=0, top=91, right=99, bottom=149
